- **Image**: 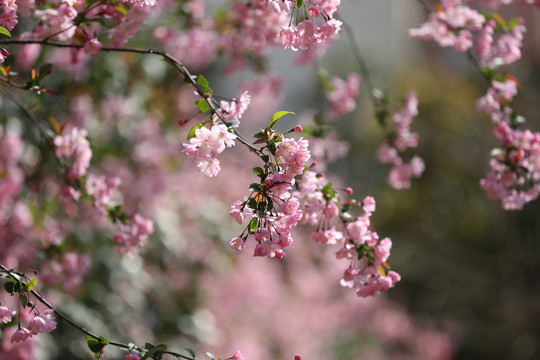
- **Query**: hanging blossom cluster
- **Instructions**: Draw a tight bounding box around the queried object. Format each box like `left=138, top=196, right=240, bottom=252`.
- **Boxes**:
left=295, top=171, right=400, bottom=297
left=412, top=1, right=538, bottom=209
left=274, top=0, right=343, bottom=51
left=183, top=91, right=251, bottom=177
left=324, top=72, right=360, bottom=120
left=477, top=78, right=540, bottom=210
left=228, top=125, right=309, bottom=259
left=0, top=0, right=158, bottom=65
left=9, top=310, right=57, bottom=343
left=376, top=91, right=424, bottom=190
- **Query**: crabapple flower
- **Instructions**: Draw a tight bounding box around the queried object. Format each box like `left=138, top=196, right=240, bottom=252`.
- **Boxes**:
left=183, top=124, right=237, bottom=177
left=231, top=350, right=245, bottom=360
left=324, top=73, right=360, bottom=120
left=10, top=327, right=32, bottom=343
left=27, top=310, right=57, bottom=335
left=376, top=91, right=424, bottom=189
left=54, top=127, right=92, bottom=181
left=125, top=354, right=141, bottom=360
left=114, top=213, right=154, bottom=255
left=0, top=306, right=15, bottom=324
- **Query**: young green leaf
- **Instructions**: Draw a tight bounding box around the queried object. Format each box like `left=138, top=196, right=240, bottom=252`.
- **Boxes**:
left=0, top=25, right=11, bottom=37
left=195, top=99, right=211, bottom=113
left=26, top=278, right=37, bottom=292
left=86, top=337, right=104, bottom=354
left=248, top=217, right=259, bottom=233
left=268, top=111, right=294, bottom=129
left=295, top=0, right=303, bottom=8
left=197, top=75, right=212, bottom=94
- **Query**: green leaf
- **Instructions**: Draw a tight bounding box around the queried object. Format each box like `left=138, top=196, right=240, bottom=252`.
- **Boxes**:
left=295, top=0, right=303, bottom=8
left=268, top=111, right=294, bottom=129
left=86, top=336, right=104, bottom=354
left=197, top=75, right=211, bottom=94
left=259, top=154, right=269, bottom=163
left=248, top=217, right=259, bottom=234
left=4, top=281, right=15, bottom=294
left=0, top=25, right=11, bottom=37
left=19, top=294, right=28, bottom=308
left=252, top=167, right=265, bottom=179
left=321, top=183, right=336, bottom=201
left=207, top=352, right=216, bottom=360
left=187, top=122, right=206, bottom=140
left=26, top=278, right=37, bottom=292
left=195, top=99, right=211, bottom=113
left=142, top=343, right=167, bottom=360
left=184, top=348, right=196, bottom=359
left=246, top=197, right=257, bottom=210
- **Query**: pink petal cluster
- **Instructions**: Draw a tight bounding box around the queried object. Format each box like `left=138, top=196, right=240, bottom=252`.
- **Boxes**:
left=9, top=310, right=56, bottom=344
left=228, top=136, right=310, bottom=259
left=294, top=170, right=400, bottom=297
left=10, top=327, right=32, bottom=343
left=477, top=18, right=526, bottom=69
left=480, top=122, right=540, bottom=210
left=475, top=77, right=540, bottom=209
left=0, top=0, right=18, bottom=32
left=114, top=213, right=154, bottom=256
left=125, top=354, right=141, bottom=360
left=376, top=91, right=425, bottom=189
left=27, top=310, right=57, bottom=335
left=183, top=124, right=237, bottom=177
left=53, top=127, right=92, bottom=181
left=0, top=305, right=16, bottom=324
left=324, top=73, right=360, bottom=120
left=85, top=173, right=122, bottom=215
left=409, top=0, right=485, bottom=52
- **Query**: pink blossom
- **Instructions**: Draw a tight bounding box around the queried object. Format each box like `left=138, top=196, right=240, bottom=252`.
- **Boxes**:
left=27, top=310, right=56, bottom=335
left=10, top=327, right=32, bottom=343
left=0, top=306, right=16, bottom=324
left=229, top=237, right=246, bottom=251
left=325, top=73, right=360, bottom=120
left=125, top=354, right=141, bottom=360
left=231, top=350, right=245, bottom=360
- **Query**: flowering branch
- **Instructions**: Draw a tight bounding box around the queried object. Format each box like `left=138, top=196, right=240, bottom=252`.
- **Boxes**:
left=0, top=263, right=200, bottom=360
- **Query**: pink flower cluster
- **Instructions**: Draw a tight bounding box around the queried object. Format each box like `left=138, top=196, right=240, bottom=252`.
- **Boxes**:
left=277, top=0, right=343, bottom=51
left=376, top=91, right=425, bottom=189
left=114, top=213, right=154, bottom=256
left=183, top=124, right=237, bottom=177
left=0, top=0, right=18, bottom=32
left=475, top=70, right=540, bottom=210
left=295, top=171, right=400, bottom=297
left=0, top=305, right=15, bottom=324
left=410, top=0, right=485, bottom=52
left=10, top=310, right=56, bottom=343
left=54, top=127, right=92, bottom=181
left=476, top=18, right=526, bottom=69
left=411, top=0, right=526, bottom=70
left=183, top=91, right=250, bottom=177
left=228, top=136, right=311, bottom=259
left=324, top=73, right=360, bottom=120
